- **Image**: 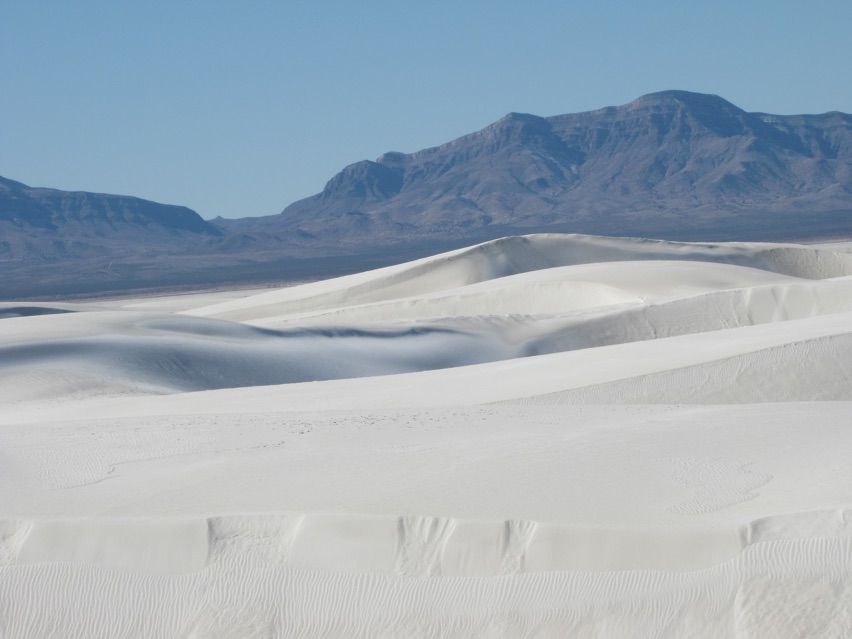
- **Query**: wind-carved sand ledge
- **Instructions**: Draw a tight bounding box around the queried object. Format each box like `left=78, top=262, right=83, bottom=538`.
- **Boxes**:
left=3, top=508, right=852, bottom=636
left=4, top=509, right=852, bottom=575
left=4, top=234, right=852, bottom=637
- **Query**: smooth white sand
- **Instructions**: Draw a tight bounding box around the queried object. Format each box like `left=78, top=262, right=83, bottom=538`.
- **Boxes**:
left=3, top=234, right=852, bottom=637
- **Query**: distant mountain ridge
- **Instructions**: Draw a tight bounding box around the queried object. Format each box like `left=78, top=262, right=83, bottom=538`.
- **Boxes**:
left=0, top=176, right=219, bottom=261
left=2, top=90, right=852, bottom=297
left=232, top=90, right=850, bottom=241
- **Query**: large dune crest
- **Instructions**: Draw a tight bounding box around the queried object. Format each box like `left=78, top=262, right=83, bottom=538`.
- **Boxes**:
left=185, top=233, right=852, bottom=322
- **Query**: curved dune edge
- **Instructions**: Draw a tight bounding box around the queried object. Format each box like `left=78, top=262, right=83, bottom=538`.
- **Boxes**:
left=7, top=307, right=849, bottom=425
left=241, top=260, right=802, bottom=327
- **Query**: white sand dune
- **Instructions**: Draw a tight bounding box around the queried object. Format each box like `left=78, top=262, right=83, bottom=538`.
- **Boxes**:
left=241, top=260, right=803, bottom=326
left=185, top=234, right=852, bottom=322
left=7, top=258, right=852, bottom=405
left=0, top=311, right=512, bottom=402
left=4, top=234, right=852, bottom=637
left=7, top=276, right=852, bottom=408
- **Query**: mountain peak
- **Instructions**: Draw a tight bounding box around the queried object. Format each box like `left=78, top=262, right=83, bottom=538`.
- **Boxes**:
left=498, top=111, right=543, bottom=122
left=621, top=90, right=748, bottom=136
left=629, top=90, right=743, bottom=112
left=475, top=111, right=553, bottom=148
left=320, top=160, right=403, bottom=201
left=488, top=112, right=549, bottom=131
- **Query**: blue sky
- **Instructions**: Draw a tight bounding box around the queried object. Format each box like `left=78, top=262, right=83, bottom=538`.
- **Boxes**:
left=2, top=1, right=850, bottom=219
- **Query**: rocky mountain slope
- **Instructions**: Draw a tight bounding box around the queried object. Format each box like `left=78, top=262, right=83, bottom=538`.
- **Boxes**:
left=0, top=176, right=220, bottom=261
left=233, top=90, right=851, bottom=242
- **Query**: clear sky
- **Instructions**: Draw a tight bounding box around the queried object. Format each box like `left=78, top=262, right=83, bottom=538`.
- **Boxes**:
left=2, top=1, right=850, bottom=219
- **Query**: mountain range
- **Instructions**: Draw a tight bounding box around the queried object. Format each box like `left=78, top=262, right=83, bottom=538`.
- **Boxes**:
left=3, top=90, right=851, bottom=297
left=0, top=176, right=220, bottom=262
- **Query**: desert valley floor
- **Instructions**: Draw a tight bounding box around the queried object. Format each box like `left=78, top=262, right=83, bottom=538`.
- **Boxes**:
left=4, top=234, right=852, bottom=637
